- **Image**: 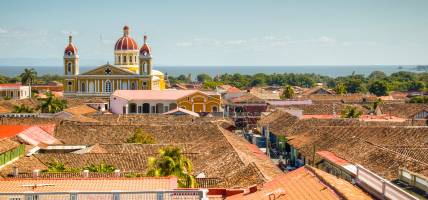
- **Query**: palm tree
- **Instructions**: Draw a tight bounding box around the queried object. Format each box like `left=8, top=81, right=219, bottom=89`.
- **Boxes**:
left=12, top=104, right=34, bottom=113
left=20, top=68, right=37, bottom=98
left=38, top=91, right=67, bottom=113
left=282, top=85, right=295, bottom=99
left=146, top=146, right=196, bottom=188
left=341, top=106, right=362, bottom=118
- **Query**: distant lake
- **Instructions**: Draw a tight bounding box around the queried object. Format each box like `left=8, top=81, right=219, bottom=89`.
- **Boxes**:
left=0, top=65, right=422, bottom=78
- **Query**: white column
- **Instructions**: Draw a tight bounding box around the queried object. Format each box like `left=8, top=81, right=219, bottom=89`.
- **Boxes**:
left=128, top=80, right=130, bottom=90
left=102, top=80, right=104, bottom=93
left=86, top=80, right=89, bottom=94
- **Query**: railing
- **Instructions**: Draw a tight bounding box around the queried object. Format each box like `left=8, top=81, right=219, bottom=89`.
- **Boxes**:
left=355, top=165, right=418, bottom=200
left=0, top=190, right=208, bottom=200
left=399, top=168, right=428, bottom=194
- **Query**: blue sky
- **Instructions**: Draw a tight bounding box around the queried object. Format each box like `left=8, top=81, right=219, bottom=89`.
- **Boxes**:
left=0, top=0, right=427, bottom=66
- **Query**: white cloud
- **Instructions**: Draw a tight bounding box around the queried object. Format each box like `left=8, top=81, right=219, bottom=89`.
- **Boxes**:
left=317, top=36, right=337, bottom=44
left=0, top=27, right=7, bottom=34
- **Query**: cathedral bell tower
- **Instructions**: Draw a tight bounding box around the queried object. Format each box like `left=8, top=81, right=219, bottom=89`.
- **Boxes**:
left=64, top=35, right=79, bottom=75
left=139, top=35, right=152, bottom=75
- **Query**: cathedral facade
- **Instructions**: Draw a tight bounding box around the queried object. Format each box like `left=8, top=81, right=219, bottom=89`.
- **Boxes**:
left=63, top=26, right=166, bottom=97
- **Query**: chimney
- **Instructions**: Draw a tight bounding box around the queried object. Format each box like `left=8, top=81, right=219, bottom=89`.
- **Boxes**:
left=32, top=169, right=40, bottom=178
left=12, top=165, right=18, bottom=177
left=249, top=185, right=258, bottom=193
left=114, top=169, right=121, bottom=177
left=83, top=170, right=89, bottom=178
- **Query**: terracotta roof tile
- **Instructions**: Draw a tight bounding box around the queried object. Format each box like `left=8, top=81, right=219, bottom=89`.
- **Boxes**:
left=0, top=177, right=177, bottom=192
left=0, top=139, right=20, bottom=154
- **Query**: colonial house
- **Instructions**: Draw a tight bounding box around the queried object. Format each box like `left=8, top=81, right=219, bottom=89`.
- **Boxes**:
left=0, top=84, right=30, bottom=99
left=110, top=90, right=221, bottom=114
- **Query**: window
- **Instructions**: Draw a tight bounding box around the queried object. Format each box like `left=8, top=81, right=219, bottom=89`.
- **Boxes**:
left=124, top=56, right=127, bottom=63
left=212, top=106, right=218, bottom=112
left=68, top=81, right=72, bottom=85
left=105, top=80, right=112, bottom=93
left=67, top=62, right=72, bottom=74
left=118, top=56, right=121, bottom=63
left=81, top=82, right=85, bottom=92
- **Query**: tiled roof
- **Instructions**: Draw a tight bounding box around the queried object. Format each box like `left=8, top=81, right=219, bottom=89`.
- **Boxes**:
left=301, top=94, right=377, bottom=103
left=228, top=93, right=265, bottom=104
left=379, top=103, right=428, bottom=118
left=163, top=108, right=200, bottom=117
left=218, top=124, right=283, bottom=181
left=0, top=84, right=23, bottom=89
left=226, top=166, right=372, bottom=200
left=258, top=110, right=299, bottom=135
left=286, top=126, right=428, bottom=180
left=0, top=177, right=177, bottom=192
left=226, top=166, right=371, bottom=200
left=316, top=151, right=350, bottom=166
left=17, top=126, right=60, bottom=146
left=111, top=90, right=200, bottom=101
left=0, top=139, right=20, bottom=154
left=13, top=121, right=255, bottom=187
left=280, top=103, right=368, bottom=115
left=63, top=105, right=97, bottom=116
left=0, top=105, right=11, bottom=113
left=0, top=125, right=59, bottom=146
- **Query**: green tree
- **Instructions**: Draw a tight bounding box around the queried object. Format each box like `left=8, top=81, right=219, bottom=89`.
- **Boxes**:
left=203, top=81, right=222, bottom=90
left=409, top=96, right=428, bottom=103
left=146, top=146, right=196, bottom=188
left=368, top=81, right=389, bottom=96
left=334, top=83, right=347, bottom=94
left=84, top=162, right=116, bottom=172
left=127, top=128, right=156, bottom=144
left=196, top=73, right=212, bottom=83
left=368, top=71, right=387, bottom=80
left=344, top=79, right=365, bottom=93
left=12, top=104, right=34, bottom=113
left=44, top=161, right=80, bottom=173
left=19, top=68, right=37, bottom=99
left=341, top=106, right=363, bottom=118
left=38, top=91, right=67, bottom=113
left=281, top=85, right=295, bottom=99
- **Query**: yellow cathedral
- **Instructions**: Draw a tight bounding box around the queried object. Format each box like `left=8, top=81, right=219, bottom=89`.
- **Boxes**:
left=63, top=26, right=166, bottom=97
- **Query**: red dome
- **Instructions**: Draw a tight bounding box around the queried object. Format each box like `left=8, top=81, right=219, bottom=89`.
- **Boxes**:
left=115, top=26, right=138, bottom=51
left=64, top=35, right=77, bottom=55
left=140, top=35, right=151, bottom=55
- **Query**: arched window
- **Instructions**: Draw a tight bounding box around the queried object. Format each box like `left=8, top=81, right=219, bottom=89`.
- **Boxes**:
left=212, top=106, right=218, bottom=112
left=169, top=103, right=177, bottom=110
left=105, top=80, right=112, bottom=93
left=143, top=103, right=150, bottom=113
left=156, top=103, right=164, bottom=113
left=67, top=63, right=72, bottom=74
left=123, top=56, right=127, bottom=63
left=118, top=56, right=121, bottom=63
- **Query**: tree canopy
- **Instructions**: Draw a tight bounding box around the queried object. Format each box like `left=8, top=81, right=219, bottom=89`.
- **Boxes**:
left=146, top=146, right=196, bottom=188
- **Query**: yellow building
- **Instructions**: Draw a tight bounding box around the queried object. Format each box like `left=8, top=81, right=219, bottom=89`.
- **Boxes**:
left=63, top=26, right=166, bottom=97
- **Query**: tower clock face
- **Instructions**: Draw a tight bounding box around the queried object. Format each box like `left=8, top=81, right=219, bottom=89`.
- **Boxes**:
left=105, top=68, right=112, bottom=75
